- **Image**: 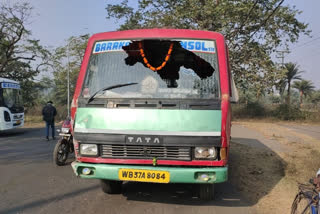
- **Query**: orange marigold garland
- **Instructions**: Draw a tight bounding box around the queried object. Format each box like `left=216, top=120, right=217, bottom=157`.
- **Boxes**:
left=138, top=41, right=173, bottom=71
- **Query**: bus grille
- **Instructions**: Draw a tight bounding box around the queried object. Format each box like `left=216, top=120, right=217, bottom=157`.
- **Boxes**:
left=101, top=145, right=191, bottom=161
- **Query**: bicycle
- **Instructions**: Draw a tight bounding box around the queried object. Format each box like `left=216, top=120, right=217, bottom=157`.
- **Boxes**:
left=291, top=170, right=320, bottom=214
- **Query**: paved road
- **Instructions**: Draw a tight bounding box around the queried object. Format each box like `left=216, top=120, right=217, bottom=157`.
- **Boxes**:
left=0, top=127, right=255, bottom=214
left=278, top=123, right=320, bottom=141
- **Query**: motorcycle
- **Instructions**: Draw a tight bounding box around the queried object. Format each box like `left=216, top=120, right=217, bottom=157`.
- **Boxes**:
left=53, top=117, right=74, bottom=166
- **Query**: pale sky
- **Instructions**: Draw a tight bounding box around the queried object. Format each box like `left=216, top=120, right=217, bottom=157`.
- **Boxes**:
left=286, top=0, right=320, bottom=89
left=5, top=0, right=320, bottom=88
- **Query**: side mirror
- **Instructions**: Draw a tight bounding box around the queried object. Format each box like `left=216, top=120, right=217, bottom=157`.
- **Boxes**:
left=230, top=75, right=239, bottom=103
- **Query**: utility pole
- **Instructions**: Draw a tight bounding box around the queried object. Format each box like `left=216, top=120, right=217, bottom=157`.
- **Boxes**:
left=276, top=49, right=290, bottom=103
left=276, top=50, right=290, bottom=67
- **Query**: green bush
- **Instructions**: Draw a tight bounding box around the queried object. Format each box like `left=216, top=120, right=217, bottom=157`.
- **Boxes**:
left=232, top=102, right=268, bottom=118
left=246, top=102, right=268, bottom=117
left=272, top=104, right=305, bottom=120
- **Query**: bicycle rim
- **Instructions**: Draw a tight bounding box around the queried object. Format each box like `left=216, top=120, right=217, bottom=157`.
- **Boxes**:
left=292, top=193, right=313, bottom=214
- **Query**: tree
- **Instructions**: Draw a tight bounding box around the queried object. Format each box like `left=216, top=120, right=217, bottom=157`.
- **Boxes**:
left=50, top=35, right=89, bottom=106
left=0, top=2, right=51, bottom=107
left=106, top=0, right=309, bottom=97
left=292, top=80, right=314, bottom=107
left=309, top=90, right=320, bottom=107
left=284, top=62, right=303, bottom=105
left=0, top=2, right=50, bottom=77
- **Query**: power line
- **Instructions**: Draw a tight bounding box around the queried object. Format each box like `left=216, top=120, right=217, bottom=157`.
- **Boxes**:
left=289, top=31, right=320, bottom=48
left=289, top=36, right=320, bottom=52
left=287, top=44, right=320, bottom=57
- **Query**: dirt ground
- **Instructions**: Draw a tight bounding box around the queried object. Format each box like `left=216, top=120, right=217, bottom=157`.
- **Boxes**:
left=230, top=120, right=320, bottom=214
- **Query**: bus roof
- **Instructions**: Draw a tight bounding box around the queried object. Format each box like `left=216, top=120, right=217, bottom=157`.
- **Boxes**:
left=0, top=77, right=19, bottom=84
left=90, top=29, right=225, bottom=43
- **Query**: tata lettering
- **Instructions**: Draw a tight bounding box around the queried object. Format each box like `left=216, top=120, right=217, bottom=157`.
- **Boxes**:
left=126, top=136, right=162, bottom=144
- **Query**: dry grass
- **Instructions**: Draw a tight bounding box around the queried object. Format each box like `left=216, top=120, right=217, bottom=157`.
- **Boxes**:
left=23, top=115, right=44, bottom=128
left=234, top=117, right=320, bottom=126
left=23, top=115, right=64, bottom=128
left=232, top=121, right=320, bottom=213
left=25, top=115, right=43, bottom=123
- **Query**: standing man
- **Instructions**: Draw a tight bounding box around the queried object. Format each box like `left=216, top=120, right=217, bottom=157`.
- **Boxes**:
left=42, top=101, right=57, bottom=141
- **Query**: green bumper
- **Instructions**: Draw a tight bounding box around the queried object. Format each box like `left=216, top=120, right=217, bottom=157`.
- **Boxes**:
left=71, top=162, right=228, bottom=184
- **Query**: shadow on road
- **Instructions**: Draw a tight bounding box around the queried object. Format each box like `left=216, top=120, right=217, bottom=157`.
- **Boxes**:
left=120, top=137, right=285, bottom=208
left=0, top=128, right=28, bottom=137
left=229, top=137, right=286, bottom=206
left=122, top=181, right=251, bottom=207
left=0, top=185, right=100, bottom=214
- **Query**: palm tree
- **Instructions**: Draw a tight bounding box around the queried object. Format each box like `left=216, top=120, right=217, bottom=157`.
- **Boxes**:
left=284, top=63, right=303, bottom=105
left=293, top=80, right=315, bottom=108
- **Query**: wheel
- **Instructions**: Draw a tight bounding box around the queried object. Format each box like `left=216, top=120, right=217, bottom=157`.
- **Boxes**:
left=53, top=139, right=69, bottom=166
left=69, top=141, right=74, bottom=153
left=198, top=184, right=215, bottom=200
left=291, top=192, right=312, bottom=214
left=100, top=179, right=122, bottom=194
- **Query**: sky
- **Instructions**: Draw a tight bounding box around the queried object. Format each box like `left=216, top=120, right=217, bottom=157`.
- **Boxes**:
left=3, top=0, right=320, bottom=88
left=285, top=0, right=320, bottom=89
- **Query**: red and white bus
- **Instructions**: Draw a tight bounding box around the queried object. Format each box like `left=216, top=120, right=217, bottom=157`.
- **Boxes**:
left=70, top=29, right=238, bottom=200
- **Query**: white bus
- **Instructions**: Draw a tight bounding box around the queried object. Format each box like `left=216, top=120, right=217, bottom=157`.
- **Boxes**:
left=0, top=77, right=24, bottom=131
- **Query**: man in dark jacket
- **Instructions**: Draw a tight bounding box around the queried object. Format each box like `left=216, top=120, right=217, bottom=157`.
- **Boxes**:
left=42, top=101, right=57, bottom=141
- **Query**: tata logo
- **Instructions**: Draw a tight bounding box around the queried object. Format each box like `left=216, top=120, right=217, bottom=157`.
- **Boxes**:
left=126, top=136, right=162, bottom=144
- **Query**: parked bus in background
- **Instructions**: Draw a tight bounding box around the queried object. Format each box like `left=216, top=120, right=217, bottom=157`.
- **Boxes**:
left=0, top=77, right=24, bottom=131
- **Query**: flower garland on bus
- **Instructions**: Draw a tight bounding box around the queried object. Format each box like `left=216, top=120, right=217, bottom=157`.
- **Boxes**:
left=138, top=41, right=174, bottom=71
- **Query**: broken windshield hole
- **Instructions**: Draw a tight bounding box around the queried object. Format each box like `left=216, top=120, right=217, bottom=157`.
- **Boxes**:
left=122, top=40, right=215, bottom=88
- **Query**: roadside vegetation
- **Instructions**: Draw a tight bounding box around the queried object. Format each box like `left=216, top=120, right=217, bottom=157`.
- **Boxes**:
left=232, top=81, right=320, bottom=122
left=0, top=2, right=89, bottom=123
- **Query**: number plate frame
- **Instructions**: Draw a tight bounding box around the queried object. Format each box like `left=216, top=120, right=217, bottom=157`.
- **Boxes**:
left=118, top=169, right=170, bottom=183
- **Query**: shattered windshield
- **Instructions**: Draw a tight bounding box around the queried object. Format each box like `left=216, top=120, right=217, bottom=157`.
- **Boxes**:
left=82, top=39, right=220, bottom=99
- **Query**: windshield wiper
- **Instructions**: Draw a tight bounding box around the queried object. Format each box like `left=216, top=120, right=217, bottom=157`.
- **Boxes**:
left=87, top=82, right=138, bottom=104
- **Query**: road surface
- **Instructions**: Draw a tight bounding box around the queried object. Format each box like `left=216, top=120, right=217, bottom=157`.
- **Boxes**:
left=0, top=126, right=256, bottom=214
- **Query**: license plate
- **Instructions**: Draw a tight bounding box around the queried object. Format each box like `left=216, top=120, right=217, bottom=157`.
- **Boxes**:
left=118, top=169, right=170, bottom=183
left=16, top=120, right=21, bottom=125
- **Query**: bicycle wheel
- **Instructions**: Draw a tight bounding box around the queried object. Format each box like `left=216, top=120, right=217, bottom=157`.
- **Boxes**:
left=291, top=192, right=313, bottom=214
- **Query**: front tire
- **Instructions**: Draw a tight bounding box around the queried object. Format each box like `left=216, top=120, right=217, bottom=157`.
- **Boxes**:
left=53, top=139, right=69, bottom=166
left=100, top=180, right=122, bottom=194
left=198, top=184, right=215, bottom=200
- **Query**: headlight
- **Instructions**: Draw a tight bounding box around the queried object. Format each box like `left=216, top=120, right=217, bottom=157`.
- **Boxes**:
left=194, top=147, right=217, bottom=159
left=61, top=127, right=70, bottom=133
left=80, top=144, right=98, bottom=156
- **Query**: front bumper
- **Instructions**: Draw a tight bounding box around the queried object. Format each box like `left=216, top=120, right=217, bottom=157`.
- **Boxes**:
left=71, top=161, right=228, bottom=184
